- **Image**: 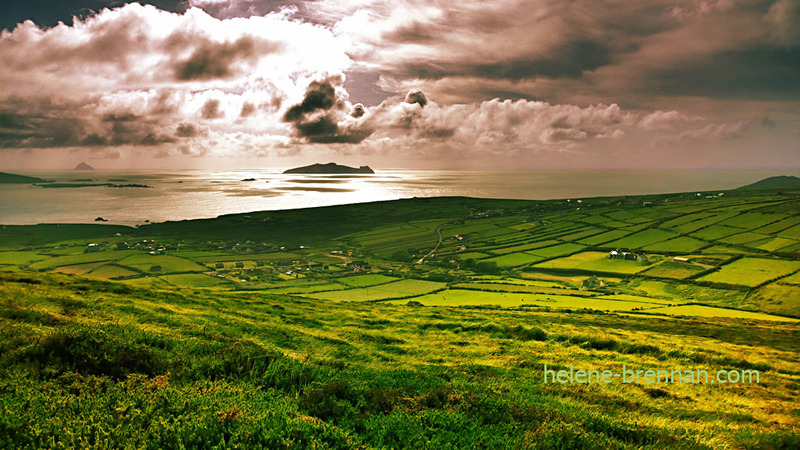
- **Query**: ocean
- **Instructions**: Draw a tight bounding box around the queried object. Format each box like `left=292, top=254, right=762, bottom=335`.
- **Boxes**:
left=1, top=169, right=796, bottom=226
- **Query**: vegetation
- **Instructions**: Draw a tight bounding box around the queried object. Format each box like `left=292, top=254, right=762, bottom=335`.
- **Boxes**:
left=1, top=179, right=800, bottom=447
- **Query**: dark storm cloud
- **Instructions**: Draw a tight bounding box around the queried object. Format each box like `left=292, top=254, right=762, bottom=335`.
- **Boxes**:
left=240, top=102, right=256, bottom=117
left=473, top=41, right=611, bottom=80
left=283, top=78, right=339, bottom=121
left=174, top=36, right=282, bottom=81
left=176, top=123, right=199, bottom=137
left=647, top=46, right=800, bottom=101
left=404, top=90, right=428, bottom=107
left=351, top=103, right=365, bottom=118
left=282, top=76, right=373, bottom=144
left=201, top=99, right=224, bottom=119
left=0, top=95, right=186, bottom=149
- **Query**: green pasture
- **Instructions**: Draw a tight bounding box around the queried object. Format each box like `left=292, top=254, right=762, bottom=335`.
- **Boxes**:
left=641, top=304, right=798, bottom=322
left=336, top=274, right=400, bottom=287
left=481, top=252, right=543, bottom=268
left=688, top=225, right=745, bottom=241
left=159, top=273, right=232, bottom=288
left=490, top=239, right=560, bottom=255
left=757, top=237, right=798, bottom=252
left=53, top=262, right=107, bottom=275
left=698, top=257, right=800, bottom=287
left=391, top=289, right=663, bottom=311
left=642, top=236, right=707, bottom=253
left=577, top=229, right=631, bottom=246
left=528, top=242, right=585, bottom=258
left=452, top=282, right=593, bottom=297
left=304, top=279, right=446, bottom=301
left=718, top=232, right=772, bottom=245
left=27, top=250, right=138, bottom=271
left=671, top=212, right=739, bottom=234
left=640, top=261, right=707, bottom=279
left=716, top=212, right=785, bottom=230
left=532, top=251, right=654, bottom=274
left=85, top=264, right=141, bottom=279
left=757, top=216, right=800, bottom=235
left=118, top=254, right=209, bottom=273
left=777, top=224, right=800, bottom=240
left=0, top=251, right=49, bottom=266
left=604, top=229, right=678, bottom=249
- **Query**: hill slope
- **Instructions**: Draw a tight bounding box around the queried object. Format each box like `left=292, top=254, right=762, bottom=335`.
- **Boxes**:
left=737, top=175, right=800, bottom=191
left=0, top=271, right=798, bottom=448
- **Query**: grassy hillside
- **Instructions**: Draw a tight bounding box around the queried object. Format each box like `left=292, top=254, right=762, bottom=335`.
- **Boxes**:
left=3, top=186, right=799, bottom=319
left=1, top=271, right=798, bottom=448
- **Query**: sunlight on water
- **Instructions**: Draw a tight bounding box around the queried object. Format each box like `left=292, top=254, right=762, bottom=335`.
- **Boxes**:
left=0, top=169, right=796, bottom=225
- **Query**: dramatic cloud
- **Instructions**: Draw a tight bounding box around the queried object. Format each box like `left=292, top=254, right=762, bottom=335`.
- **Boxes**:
left=0, top=1, right=797, bottom=170
left=282, top=75, right=373, bottom=144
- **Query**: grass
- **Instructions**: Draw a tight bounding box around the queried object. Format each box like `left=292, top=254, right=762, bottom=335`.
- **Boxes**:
left=482, top=252, right=543, bottom=268
left=304, top=279, right=447, bottom=301
left=532, top=252, right=654, bottom=274
left=27, top=250, right=138, bottom=271
left=642, top=236, right=708, bottom=253
left=604, top=229, right=679, bottom=249
left=159, top=273, right=233, bottom=288
left=577, top=229, right=631, bottom=246
left=1, top=186, right=800, bottom=447
left=640, top=261, right=707, bottom=280
left=698, top=258, right=800, bottom=287
left=640, top=305, right=799, bottom=322
left=117, top=254, right=210, bottom=273
left=336, top=274, right=400, bottom=287
left=528, top=242, right=585, bottom=258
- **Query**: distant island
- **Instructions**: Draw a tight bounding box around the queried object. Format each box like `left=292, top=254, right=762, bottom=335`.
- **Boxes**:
left=74, top=162, right=94, bottom=171
left=283, top=163, right=374, bottom=174
left=737, top=175, right=800, bottom=191
left=0, top=172, right=52, bottom=184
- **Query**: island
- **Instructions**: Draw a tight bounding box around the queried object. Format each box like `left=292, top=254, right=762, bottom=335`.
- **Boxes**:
left=0, top=172, right=52, bottom=184
left=283, top=162, right=374, bottom=174
left=74, top=162, right=94, bottom=171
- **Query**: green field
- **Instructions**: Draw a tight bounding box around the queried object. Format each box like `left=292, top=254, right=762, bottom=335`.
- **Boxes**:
left=159, top=273, right=233, bottom=287
left=388, top=289, right=663, bottom=311
left=2, top=183, right=800, bottom=448
left=528, top=242, right=585, bottom=258
left=335, top=274, right=400, bottom=287
left=641, top=304, right=799, bottom=322
left=532, top=251, right=654, bottom=274
left=604, top=229, right=679, bottom=249
left=640, top=261, right=707, bottom=279
left=482, top=252, right=543, bottom=268
left=642, top=236, right=707, bottom=253
left=698, top=258, right=800, bottom=287
left=117, top=254, right=210, bottom=273
left=305, top=279, right=447, bottom=301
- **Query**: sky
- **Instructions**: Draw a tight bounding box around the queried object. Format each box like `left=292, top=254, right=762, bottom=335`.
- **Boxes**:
left=1, top=0, right=798, bottom=171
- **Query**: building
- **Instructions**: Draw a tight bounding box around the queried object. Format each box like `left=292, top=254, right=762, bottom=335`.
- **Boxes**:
left=582, top=275, right=605, bottom=289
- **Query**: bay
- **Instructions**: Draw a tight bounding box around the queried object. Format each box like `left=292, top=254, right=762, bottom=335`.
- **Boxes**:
left=0, top=169, right=795, bottom=226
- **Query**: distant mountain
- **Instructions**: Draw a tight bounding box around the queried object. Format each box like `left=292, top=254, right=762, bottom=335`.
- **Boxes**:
left=736, top=176, right=800, bottom=191
left=74, top=162, right=94, bottom=171
left=283, top=163, right=374, bottom=174
left=0, top=172, right=51, bottom=184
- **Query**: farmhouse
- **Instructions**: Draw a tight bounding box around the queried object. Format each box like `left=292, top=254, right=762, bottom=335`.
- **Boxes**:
left=673, top=257, right=691, bottom=263
left=582, top=275, right=605, bottom=289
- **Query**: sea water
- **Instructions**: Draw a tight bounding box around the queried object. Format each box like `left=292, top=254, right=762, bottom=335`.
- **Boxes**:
left=0, top=169, right=796, bottom=226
